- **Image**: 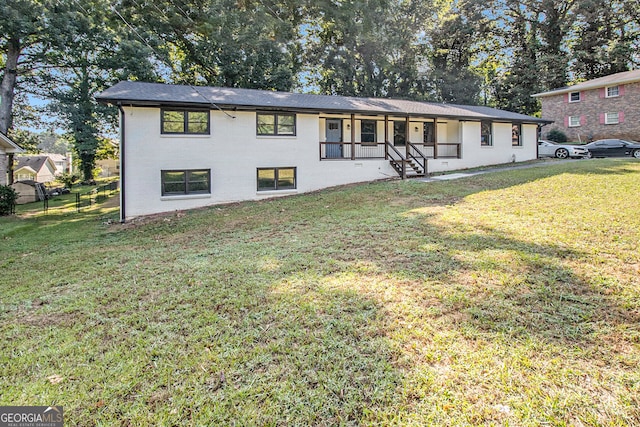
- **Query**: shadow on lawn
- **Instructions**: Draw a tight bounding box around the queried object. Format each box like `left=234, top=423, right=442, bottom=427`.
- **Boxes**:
left=4, top=159, right=638, bottom=425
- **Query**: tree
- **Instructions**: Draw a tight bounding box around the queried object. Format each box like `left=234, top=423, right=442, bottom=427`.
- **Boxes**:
left=302, top=0, right=432, bottom=99
left=7, top=128, right=40, bottom=153
left=571, top=0, right=636, bottom=80
left=55, top=171, right=80, bottom=190
left=39, top=0, right=157, bottom=181
left=122, top=0, right=304, bottom=91
left=425, top=0, right=492, bottom=104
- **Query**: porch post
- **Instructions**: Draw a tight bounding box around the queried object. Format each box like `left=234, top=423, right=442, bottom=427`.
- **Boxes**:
left=384, top=115, right=389, bottom=159
left=433, top=118, right=439, bottom=159
left=405, top=116, right=410, bottom=145
left=350, top=113, right=355, bottom=160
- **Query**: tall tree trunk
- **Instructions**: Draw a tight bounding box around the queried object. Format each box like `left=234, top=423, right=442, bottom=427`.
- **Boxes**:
left=0, top=38, right=20, bottom=186
left=0, top=37, right=20, bottom=135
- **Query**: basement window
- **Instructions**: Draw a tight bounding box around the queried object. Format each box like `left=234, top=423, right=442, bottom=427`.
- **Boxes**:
left=257, top=167, right=296, bottom=191
left=161, top=169, right=211, bottom=195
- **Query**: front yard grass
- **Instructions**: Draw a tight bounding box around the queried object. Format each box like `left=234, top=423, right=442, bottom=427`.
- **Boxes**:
left=1, top=159, right=639, bottom=426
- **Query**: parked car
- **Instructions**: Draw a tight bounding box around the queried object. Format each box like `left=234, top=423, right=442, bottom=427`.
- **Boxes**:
left=538, top=140, right=589, bottom=159
left=584, top=139, right=640, bottom=158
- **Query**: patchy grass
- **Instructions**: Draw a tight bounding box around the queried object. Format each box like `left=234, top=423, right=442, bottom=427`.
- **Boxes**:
left=1, top=159, right=639, bottom=426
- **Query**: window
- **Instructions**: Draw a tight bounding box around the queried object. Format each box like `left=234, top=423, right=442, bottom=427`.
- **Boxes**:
left=161, top=169, right=211, bottom=195
left=257, top=167, right=296, bottom=191
left=605, top=112, right=619, bottom=124
left=423, top=122, right=435, bottom=145
left=481, top=121, right=492, bottom=146
left=161, top=109, right=210, bottom=134
left=361, top=120, right=376, bottom=145
left=257, top=113, right=296, bottom=135
left=606, top=86, right=619, bottom=97
left=512, top=124, right=522, bottom=146
left=393, top=121, right=406, bottom=146
left=569, top=92, right=581, bottom=102
left=568, top=116, right=581, bottom=127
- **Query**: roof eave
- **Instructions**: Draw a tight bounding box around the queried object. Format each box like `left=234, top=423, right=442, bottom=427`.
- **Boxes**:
left=532, top=77, right=640, bottom=98
left=97, top=96, right=550, bottom=125
left=0, top=132, right=24, bottom=153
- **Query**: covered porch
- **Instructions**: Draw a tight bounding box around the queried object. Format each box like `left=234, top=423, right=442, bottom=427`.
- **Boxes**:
left=319, top=114, right=462, bottom=178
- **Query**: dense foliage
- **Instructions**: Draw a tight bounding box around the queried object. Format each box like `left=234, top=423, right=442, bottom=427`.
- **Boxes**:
left=0, top=185, right=18, bottom=215
left=2, top=0, right=639, bottom=175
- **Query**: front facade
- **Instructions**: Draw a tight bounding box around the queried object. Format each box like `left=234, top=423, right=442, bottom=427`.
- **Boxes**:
left=0, top=132, right=24, bottom=185
left=97, top=82, right=547, bottom=220
left=533, top=70, right=640, bottom=142
left=14, top=156, right=57, bottom=183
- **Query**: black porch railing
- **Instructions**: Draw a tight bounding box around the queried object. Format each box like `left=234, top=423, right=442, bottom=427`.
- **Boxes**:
left=320, top=141, right=461, bottom=160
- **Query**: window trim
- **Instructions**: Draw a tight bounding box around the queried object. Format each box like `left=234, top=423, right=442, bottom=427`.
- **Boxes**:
left=569, top=91, right=581, bottom=103
left=257, top=167, right=297, bottom=191
left=161, top=169, right=211, bottom=196
left=606, top=86, right=620, bottom=98
left=256, top=112, right=297, bottom=136
left=568, top=116, right=581, bottom=128
left=360, top=119, right=377, bottom=146
left=481, top=121, right=493, bottom=146
left=512, top=123, right=522, bottom=146
left=604, top=112, right=619, bottom=125
left=161, top=109, right=210, bottom=135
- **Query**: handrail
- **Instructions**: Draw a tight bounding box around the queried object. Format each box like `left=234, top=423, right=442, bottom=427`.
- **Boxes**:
left=407, top=141, right=427, bottom=159
left=407, top=142, right=428, bottom=176
left=385, top=141, right=407, bottom=178
left=385, top=141, right=404, bottom=159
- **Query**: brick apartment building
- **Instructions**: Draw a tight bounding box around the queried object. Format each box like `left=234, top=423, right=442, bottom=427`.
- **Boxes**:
left=532, top=69, right=640, bottom=142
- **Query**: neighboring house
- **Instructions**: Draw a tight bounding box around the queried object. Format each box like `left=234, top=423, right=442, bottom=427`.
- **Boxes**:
left=11, top=180, right=47, bottom=204
left=14, top=155, right=57, bottom=183
left=1, top=132, right=24, bottom=185
left=42, top=153, right=72, bottom=175
left=532, top=69, right=640, bottom=142
left=96, top=81, right=550, bottom=221
left=96, top=157, right=119, bottom=177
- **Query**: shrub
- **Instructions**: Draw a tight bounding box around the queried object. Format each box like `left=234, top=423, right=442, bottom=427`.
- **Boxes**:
left=546, top=129, right=568, bottom=143
left=0, top=185, right=18, bottom=216
left=56, top=172, right=81, bottom=191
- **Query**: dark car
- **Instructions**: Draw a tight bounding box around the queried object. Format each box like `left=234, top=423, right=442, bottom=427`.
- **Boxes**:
left=584, top=139, right=640, bottom=158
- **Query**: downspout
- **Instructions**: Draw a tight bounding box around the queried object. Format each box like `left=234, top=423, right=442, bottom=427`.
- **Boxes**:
left=117, top=103, right=126, bottom=223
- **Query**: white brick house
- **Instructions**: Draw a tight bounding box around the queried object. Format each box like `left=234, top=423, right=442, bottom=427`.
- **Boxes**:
left=96, top=82, right=549, bottom=221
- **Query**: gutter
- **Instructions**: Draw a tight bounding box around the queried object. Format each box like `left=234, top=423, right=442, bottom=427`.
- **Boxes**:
left=117, top=104, right=126, bottom=223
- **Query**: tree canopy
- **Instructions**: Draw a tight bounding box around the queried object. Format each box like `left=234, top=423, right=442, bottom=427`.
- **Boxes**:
left=2, top=0, right=639, bottom=176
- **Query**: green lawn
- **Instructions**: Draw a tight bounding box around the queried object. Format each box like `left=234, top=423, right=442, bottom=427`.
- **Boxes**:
left=1, top=159, right=639, bottom=426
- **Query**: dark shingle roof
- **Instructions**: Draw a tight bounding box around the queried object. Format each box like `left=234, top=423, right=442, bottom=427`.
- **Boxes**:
left=96, top=81, right=550, bottom=124
left=16, top=156, right=52, bottom=172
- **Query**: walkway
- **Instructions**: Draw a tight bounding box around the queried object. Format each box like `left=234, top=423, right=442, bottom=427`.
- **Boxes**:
left=414, top=159, right=579, bottom=182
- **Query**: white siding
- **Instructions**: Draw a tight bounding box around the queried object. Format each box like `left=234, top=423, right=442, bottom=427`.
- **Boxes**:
left=427, top=122, right=538, bottom=173
left=121, top=107, right=540, bottom=219
left=122, top=108, right=396, bottom=218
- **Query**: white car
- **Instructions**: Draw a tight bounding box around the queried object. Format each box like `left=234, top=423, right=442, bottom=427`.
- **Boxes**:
left=538, top=140, right=589, bottom=159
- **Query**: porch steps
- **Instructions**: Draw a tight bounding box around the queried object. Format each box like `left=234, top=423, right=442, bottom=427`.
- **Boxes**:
left=390, top=159, right=426, bottom=178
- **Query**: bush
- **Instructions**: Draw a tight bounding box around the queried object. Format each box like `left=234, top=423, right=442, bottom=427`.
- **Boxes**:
left=56, top=171, right=81, bottom=191
left=0, top=185, right=18, bottom=216
left=546, top=129, right=568, bottom=143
